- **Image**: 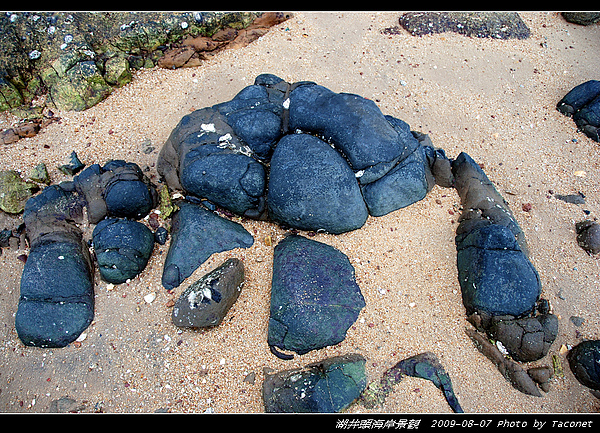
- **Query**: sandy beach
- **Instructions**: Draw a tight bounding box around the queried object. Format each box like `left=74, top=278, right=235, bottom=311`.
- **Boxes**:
left=0, top=11, right=599, bottom=414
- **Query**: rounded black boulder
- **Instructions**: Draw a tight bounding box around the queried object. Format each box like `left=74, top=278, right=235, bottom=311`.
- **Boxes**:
left=568, top=340, right=600, bottom=391
left=267, top=235, right=365, bottom=358
left=267, top=133, right=368, bottom=234
left=92, top=218, right=155, bottom=284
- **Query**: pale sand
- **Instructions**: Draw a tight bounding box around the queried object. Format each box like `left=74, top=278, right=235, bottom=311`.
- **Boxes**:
left=0, top=11, right=599, bottom=413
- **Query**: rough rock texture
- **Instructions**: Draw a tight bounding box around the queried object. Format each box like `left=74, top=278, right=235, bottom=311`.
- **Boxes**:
left=15, top=158, right=158, bottom=347
left=172, top=258, right=244, bottom=328
left=161, top=201, right=254, bottom=291
left=158, top=74, right=450, bottom=232
left=488, top=314, right=559, bottom=362
left=0, top=12, right=289, bottom=113
left=157, top=107, right=267, bottom=218
left=0, top=170, right=39, bottom=214
left=262, top=354, right=366, bottom=413
left=73, top=160, right=157, bottom=224
left=267, top=235, right=365, bottom=358
left=397, top=12, right=531, bottom=39
left=466, top=328, right=542, bottom=397
left=567, top=340, right=600, bottom=392
left=557, top=80, right=600, bottom=142
left=561, top=12, right=600, bottom=26
left=92, top=218, right=155, bottom=284
left=267, top=133, right=368, bottom=234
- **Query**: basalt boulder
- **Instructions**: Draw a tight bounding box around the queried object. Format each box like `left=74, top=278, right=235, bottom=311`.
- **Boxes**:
left=157, top=106, right=267, bottom=219
left=267, top=235, right=365, bottom=359
left=453, top=152, right=541, bottom=317
left=92, top=218, right=155, bottom=284
left=73, top=160, right=157, bottom=224
left=267, top=133, right=368, bottom=234
left=567, top=340, right=600, bottom=392
left=16, top=184, right=93, bottom=348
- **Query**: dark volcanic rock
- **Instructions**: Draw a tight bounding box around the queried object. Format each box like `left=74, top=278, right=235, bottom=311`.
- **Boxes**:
left=360, top=143, right=432, bottom=217
left=92, top=218, right=155, bottom=284
left=15, top=230, right=94, bottom=348
left=267, top=133, right=368, bottom=234
left=157, top=107, right=267, bottom=218
left=453, top=152, right=541, bottom=317
left=576, top=220, right=600, bottom=255
left=172, top=258, right=244, bottom=328
left=568, top=340, right=600, bottom=391
left=456, top=223, right=541, bottom=317
left=263, top=354, right=366, bottom=413
left=74, top=160, right=157, bottom=224
left=16, top=184, right=93, bottom=347
left=398, top=12, right=530, bottom=39
left=362, top=351, right=463, bottom=412
left=161, top=201, right=254, bottom=290
left=267, top=235, right=365, bottom=358
left=488, top=314, right=558, bottom=362
left=288, top=81, right=406, bottom=182
left=562, top=12, right=600, bottom=26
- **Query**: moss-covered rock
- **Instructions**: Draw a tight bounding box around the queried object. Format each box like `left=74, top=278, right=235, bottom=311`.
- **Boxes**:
left=0, top=11, right=285, bottom=113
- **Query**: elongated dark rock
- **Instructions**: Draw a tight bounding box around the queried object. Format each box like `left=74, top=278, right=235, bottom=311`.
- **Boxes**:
left=361, top=351, right=463, bottom=412
left=16, top=185, right=93, bottom=348
left=452, top=152, right=541, bottom=317
left=466, top=327, right=541, bottom=397
left=161, top=201, right=253, bottom=290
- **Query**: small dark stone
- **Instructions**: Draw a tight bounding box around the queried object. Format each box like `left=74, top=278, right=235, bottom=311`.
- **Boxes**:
left=576, top=220, right=600, bottom=255
left=58, top=151, right=85, bottom=176
left=570, top=316, right=585, bottom=327
left=172, top=258, right=244, bottom=328
left=527, top=366, right=553, bottom=386
left=154, top=227, right=168, bottom=245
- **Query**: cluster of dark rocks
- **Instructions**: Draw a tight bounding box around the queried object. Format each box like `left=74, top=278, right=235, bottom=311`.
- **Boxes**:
left=10, top=72, right=600, bottom=412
